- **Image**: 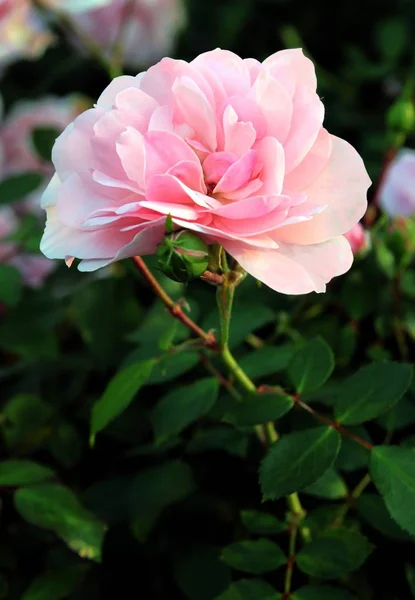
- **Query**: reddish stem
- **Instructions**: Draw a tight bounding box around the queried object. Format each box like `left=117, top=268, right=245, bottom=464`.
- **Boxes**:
left=132, top=256, right=218, bottom=350
left=293, top=396, right=374, bottom=451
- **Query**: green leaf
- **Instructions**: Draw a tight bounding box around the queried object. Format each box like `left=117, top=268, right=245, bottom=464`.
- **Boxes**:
left=174, top=546, right=230, bottom=600
left=146, top=352, right=199, bottom=384
left=260, top=427, right=341, bottom=500
left=216, top=579, right=278, bottom=600
left=296, top=529, right=373, bottom=579
left=31, top=126, right=60, bottom=162
left=225, top=392, right=293, bottom=426
left=335, top=426, right=372, bottom=471
left=152, top=378, right=219, bottom=443
left=374, top=240, right=395, bottom=278
left=0, top=266, right=22, bottom=306
left=358, top=493, right=410, bottom=541
left=0, top=460, right=54, bottom=486
left=370, top=445, right=415, bottom=535
left=238, top=344, right=296, bottom=379
left=293, top=585, right=357, bottom=599
left=240, top=510, right=286, bottom=535
left=91, top=359, right=156, bottom=438
left=0, top=394, right=55, bottom=452
left=304, top=467, right=348, bottom=500
left=288, top=337, right=334, bottom=393
left=374, top=18, right=408, bottom=61
left=334, top=362, right=413, bottom=425
left=14, top=483, right=106, bottom=562
left=129, top=461, right=196, bottom=542
left=221, top=539, right=285, bottom=574
left=0, top=172, right=43, bottom=204
left=406, top=563, right=415, bottom=598
left=21, top=566, right=88, bottom=600
left=376, top=396, right=415, bottom=431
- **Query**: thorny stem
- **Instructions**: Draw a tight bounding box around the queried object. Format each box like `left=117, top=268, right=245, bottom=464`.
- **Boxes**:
left=132, top=256, right=217, bottom=350
left=292, top=395, right=374, bottom=451
left=131, top=255, right=376, bottom=556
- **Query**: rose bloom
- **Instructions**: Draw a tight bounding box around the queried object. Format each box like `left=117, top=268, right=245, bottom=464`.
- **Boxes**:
left=40, top=49, right=370, bottom=295
left=0, top=206, right=55, bottom=288
left=70, top=0, right=185, bottom=69
left=379, top=149, right=415, bottom=218
left=0, top=0, right=53, bottom=71
left=344, top=222, right=370, bottom=255
left=0, top=96, right=87, bottom=214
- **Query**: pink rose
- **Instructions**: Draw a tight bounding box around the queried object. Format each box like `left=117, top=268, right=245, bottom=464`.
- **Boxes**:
left=0, top=0, right=53, bottom=71
left=0, top=96, right=87, bottom=214
left=0, top=206, right=55, bottom=288
left=71, top=0, right=185, bottom=68
left=344, top=222, right=370, bottom=255
left=379, top=149, right=415, bottom=218
left=40, top=49, right=370, bottom=295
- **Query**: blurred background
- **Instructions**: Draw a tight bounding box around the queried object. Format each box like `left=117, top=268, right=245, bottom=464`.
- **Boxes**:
left=1, top=1, right=415, bottom=599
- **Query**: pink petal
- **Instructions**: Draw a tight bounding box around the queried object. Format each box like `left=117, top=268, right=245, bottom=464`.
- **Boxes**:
left=263, top=49, right=317, bottom=100
left=214, top=150, right=257, bottom=195
left=255, top=136, right=285, bottom=195
left=143, top=130, right=199, bottom=183
left=203, top=151, right=237, bottom=184
left=275, top=135, right=371, bottom=244
left=172, top=76, right=217, bottom=151
left=284, top=102, right=324, bottom=173
left=52, top=108, right=102, bottom=180
left=116, top=127, right=146, bottom=188
left=167, top=160, right=206, bottom=192
left=192, top=49, right=251, bottom=97
left=284, top=128, right=332, bottom=190
left=248, top=69, right=293, bottom=142
left=209, top=195, right=288, bottom=219
left=96, top=75, right=142, bottom=108
left=222, top=105, right=257, bottom=157
left=171, top=218, right=278, bottom=249
left=222, top=235, right=353, bottom=294
left=78, top=217, right=166, bottom=272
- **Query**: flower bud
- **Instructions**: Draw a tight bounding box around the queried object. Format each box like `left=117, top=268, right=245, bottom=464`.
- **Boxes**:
left=156, top=230, right=209, bottom=283
left=387, top=98, right=415, bottom=136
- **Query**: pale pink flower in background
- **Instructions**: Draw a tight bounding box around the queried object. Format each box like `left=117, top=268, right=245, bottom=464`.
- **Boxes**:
left=40, top=0, right=112, bottom=13
left=0, top=96, right=88, bottom=214
left=344, top=222, right=370, bottom=255
left=0, top=206, right=55, bottom=287
left=0, top=0, right=53, bottom=72
left=40, top=49, right=370, bottom=295
left=379, top=149, right=415, bottom=218
left=71, top=0, right=185, bottom=68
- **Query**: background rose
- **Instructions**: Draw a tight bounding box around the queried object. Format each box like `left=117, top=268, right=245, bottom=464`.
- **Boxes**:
left=39, top=0, right=112, bottom=13
left=379, top=148, right=415, bottom=217
left=41, top=49, right=370, bottom=295
left=0, top=0, right=53, bottom=72
left=0, top=96, right=88, bottom=214
left=0, top=206, right=55, bottom=287
left=70, top=0, right=185, bottom=69
left=344, top=222, right=370, bottom=254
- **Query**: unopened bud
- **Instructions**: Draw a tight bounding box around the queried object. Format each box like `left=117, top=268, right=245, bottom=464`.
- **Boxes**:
left=387, top=98, right=415, bottom=136
left=156, top=230, right=209, bottom=283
